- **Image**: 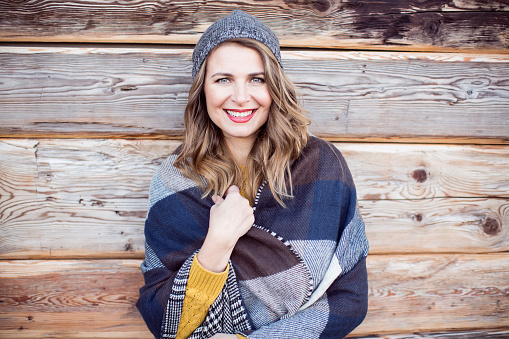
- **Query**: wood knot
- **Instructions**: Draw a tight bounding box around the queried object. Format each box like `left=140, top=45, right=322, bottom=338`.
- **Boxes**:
left=124, top=239, right=135, bottom=252
left=119, top=85, right=138, bottom=92
left=423, top=20, right=441, bottom=36
left=480, top=217, right=501, bottom=236
left=412, top=168, right=428, bottom=183
left=413, top=213, right=423, bottom=222
left=313, top=0, right=331, bottom=12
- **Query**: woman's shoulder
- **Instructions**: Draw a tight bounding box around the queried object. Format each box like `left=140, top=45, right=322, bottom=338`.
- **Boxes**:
left=293, top=135, right=353, bottom=183
left=148, top=145, right=199, bottom=208
left=302, top=136, right=348, bottom=167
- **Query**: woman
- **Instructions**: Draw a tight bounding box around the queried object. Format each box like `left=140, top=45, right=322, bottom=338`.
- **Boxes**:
left=137, top=10, right=369, bottom=339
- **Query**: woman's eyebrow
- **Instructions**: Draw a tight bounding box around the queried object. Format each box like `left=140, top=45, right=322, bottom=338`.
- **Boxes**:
left=210, top=72, right=233, bottom=77
left=249, top=72, right=265, bottom=77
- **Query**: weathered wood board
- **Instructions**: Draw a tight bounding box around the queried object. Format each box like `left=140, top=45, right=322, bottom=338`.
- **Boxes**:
left=1, top=1, right=508, bottom=53
left=361, top=198, right=509, bottom=254
left=1, top=139, right=507, bottom=258
left=0, top=260, right=147, bottom=338
left=356, top=254, right=509, bottom=335
left=0, top=255, right=507, bottom=338
left=351, top=329, right=509, bottom=339
left=1, top=47, right=508, bottom=142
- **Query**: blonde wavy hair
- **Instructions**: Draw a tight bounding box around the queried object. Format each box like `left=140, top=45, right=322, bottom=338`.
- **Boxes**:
left=175, top=38, right=310, bottom=206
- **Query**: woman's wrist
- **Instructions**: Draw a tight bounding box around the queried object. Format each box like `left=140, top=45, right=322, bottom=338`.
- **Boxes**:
left=197, top=235, right=236, bottom=273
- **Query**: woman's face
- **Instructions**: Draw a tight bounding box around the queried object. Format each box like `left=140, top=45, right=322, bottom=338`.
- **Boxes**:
left=204, top=43, right=272, bottom=147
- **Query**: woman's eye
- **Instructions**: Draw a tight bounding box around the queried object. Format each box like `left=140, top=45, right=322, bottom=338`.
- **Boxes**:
left=217, top=78, right=230, bottom=83
left=251, top=77, right=265, bottom=84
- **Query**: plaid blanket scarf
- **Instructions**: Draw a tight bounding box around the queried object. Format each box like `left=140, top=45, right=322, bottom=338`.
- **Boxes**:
left=137, top=136, right=369, bottom=339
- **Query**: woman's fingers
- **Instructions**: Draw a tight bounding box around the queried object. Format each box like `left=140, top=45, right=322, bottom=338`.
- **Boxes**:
left=212, top=185, right=240, bottom=205
left=211, top=194, right=224, bottom=205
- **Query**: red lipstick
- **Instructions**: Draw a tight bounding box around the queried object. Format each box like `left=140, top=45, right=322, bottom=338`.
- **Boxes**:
left=224, top=109, right=256, bottom=123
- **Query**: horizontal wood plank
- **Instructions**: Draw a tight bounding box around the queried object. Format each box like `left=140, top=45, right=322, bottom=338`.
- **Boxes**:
left=0, top=260, right=148, bottom=337
left=1, top=139, right=508, bottom=258
left=1, top=47, right=508, bottom=142
left=0, top=1, right=508, bottom=53
left=356, top=254, right=509, bottom=335
left=351, top=329, right=509, bottom=339
left=361, top=197, right=509, bottom=254
left=0, top=255, right=507, bottom=337
left=339, top=143, right=509, bottom=200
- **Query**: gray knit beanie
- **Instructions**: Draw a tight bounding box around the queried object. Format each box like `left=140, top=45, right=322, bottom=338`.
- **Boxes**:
left=192, top=10, right=282, bottom=78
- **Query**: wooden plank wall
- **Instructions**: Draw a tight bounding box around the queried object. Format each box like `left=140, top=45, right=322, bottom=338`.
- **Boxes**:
left=1, top=1, right=508, bottom=338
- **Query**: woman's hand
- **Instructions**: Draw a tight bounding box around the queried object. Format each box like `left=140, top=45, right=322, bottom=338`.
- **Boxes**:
left=197, top=186, right=254, bottom=273
left=209, top=185, right=254, bottom=246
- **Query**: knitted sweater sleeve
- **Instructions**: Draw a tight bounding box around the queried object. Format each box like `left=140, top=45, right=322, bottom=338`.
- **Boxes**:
left=175, top=258, right=248, bottom=339
left=176, top=255, right=229, bottom=338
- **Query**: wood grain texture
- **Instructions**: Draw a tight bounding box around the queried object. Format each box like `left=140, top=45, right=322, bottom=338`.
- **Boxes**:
left=0, top=255, right=507, bottom=337
left=0, top=260, right=149, bottom=337
left=1, top=47, right=508, bottom=142
left=341, top=143, right=509, bottom=200
left=0, top=139, right=173, bottom=259
left=1, top=139, right=508, bottom=258
left=351, top=329, right=509, bottom=339
left=355, top=254, right=509, bottom=335
left=361, top=198, right=509, bottom=254
left=0, top=1, right=508, bottom=52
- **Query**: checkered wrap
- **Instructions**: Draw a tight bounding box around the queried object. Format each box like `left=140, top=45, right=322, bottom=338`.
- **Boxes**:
left=136, top=136, right=369, bottom=339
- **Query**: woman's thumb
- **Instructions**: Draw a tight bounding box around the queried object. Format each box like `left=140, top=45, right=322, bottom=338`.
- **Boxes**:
left=226, top=185, right=240, bottom=195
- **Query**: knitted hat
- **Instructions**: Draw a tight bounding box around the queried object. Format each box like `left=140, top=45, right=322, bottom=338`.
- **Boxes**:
left=192, top=10, right=282, bottom=78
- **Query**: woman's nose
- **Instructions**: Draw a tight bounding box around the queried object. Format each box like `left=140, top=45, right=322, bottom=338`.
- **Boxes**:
left=231, top=83, right=250, bottom=105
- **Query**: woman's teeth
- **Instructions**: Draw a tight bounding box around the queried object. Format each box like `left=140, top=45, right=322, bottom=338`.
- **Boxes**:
left=225, top=109, right=255, bottom=118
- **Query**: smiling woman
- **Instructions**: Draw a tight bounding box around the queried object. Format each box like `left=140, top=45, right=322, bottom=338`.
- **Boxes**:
left=136, top=10, right=369, bottom=339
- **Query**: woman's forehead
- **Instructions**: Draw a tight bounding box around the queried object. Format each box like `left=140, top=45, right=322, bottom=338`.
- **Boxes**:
left=206, top=44, right=265, bottom=75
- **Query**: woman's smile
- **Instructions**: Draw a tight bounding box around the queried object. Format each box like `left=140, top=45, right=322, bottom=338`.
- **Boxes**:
left=224, top=108, right=257, bottom=122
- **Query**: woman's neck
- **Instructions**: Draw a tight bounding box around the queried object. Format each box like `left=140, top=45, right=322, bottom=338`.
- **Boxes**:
left=225, top=137, right=254, bottom=165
